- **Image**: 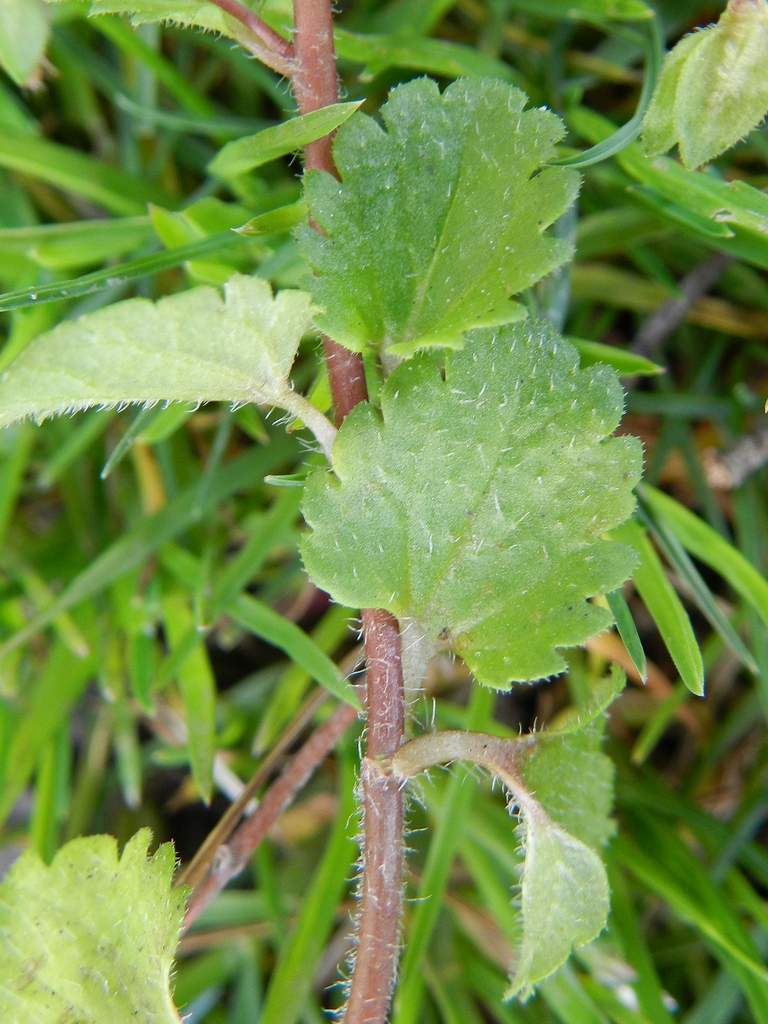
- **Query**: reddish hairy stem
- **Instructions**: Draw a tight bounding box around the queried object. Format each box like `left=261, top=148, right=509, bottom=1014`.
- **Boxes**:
left=346, top=610, right=405, bottom=1023
left=183, top=702, right=357, bottom=929
left=293, top=3, right=406, bottom=1020
left=207, top=0, right=295, bottom=76
left=197, top=1, right=405, bottom=1009
left=292, top=0, right=369, bottom=422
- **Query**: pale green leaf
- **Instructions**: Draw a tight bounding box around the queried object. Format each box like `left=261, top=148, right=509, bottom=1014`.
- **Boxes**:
left=641, top=31, right=705, bottom=160
left=298, top=77, right=580, bottom=356
left=642, top=2, right=768, bottom=169
left=507, top=799, right=609, bottom=1001
left=520, top=721, right=615, bottom=853
left=0, top=0, right=49, bottom=88
left=392, top=716, right=616, bottom=1000
left=0, top=274, right=335, bottom=455
left=44, top=0, right=242, bottom=37
left=0, top=829, right=186, bottom=1023
left=301, top=320, right=642, bottom=687
left=209, top=102, right=363, bottom=179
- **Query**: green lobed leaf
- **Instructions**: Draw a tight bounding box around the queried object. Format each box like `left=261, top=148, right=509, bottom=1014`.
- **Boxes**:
left=209, top=102, right=363, bottom=179
left=0, top=0, right=50, bottom=88
left=0, top=829, right=186, bottom=1022
left=298, top=77, right=580, bottom=356
left=0, top=274, right=334, bottom=453
left=301, top=320, right=642, bottom=687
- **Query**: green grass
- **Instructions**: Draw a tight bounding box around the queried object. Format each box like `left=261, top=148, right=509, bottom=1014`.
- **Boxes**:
left=1, top=1, right=768, bottom=1021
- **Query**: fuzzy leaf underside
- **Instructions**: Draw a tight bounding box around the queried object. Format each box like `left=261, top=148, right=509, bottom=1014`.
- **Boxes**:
left=44, top=0, right=244, bottom=38
left=301, top=320, right=642, bottom=687
left=0, top=829, right=186, bottom=1023
left=642, top=3, right=768, bottom=169
left=508, top=720, right=614, bottom=997
left=0, top=275, right=314, bottom=429
left=298, top=77, right=580, bottom=355
left=393, top=704, right=617, bottom=999
left=511, top=704, right=617, bottom=996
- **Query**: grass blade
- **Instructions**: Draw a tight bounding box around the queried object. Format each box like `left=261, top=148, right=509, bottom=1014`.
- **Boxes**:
left=641, top=484, right=768, bottom=626
left=209, top=101, right=362, bottom=178
left=259, top=751, right=356, bottom=1024
left=229, top=594, right=360, bottom=712
left=613, top=519, right=704, bottom=695
left=0, top=232, right=249, bottom=312
left=606, top=589, right=647, bottom=681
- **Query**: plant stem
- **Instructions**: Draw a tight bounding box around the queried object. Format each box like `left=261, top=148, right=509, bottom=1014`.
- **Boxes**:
left=183, top=701, right=357, bottom=929
left=346, top=609, right=405, bottom=1023
left=280, top=389, right=337, bottom=460
left=292, top=0, right=368, bottom=422
left=206, top=0, right=295, bottom=77
left=292, top=3, right=407, bottom=1020
left=178, top=688, right=331, bottom=893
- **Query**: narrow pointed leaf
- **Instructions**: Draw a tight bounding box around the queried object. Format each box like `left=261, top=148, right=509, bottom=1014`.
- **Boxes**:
left=613, top=519, right=704, bottom=695
left=642, top=510, right=758, bottom=674
left=302, top=320, right=642, bottom=687
left=229, top=594, right=361, bottom=711
left=641, top=483, right=768, bottom=626
left=210, top=102, right=363, bottom=179
left=569, top=337, right=663, bottom=377
left=606, top=589, right=647, bottom=680
left=162, top=591, right=216, bottom=803
left=298, top=77, right=580, bottom=355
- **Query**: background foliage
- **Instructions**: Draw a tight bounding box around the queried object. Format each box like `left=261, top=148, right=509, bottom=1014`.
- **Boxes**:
left=1, top=1, right=768, bottom=1022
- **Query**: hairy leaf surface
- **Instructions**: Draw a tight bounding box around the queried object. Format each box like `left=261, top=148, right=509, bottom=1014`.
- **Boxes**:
left=298, top=77, right=580, bottom=355
left=0, top=829, right=185, bottom=1022
left=508, top=725, right=612, bottom=999
left=0, top=275, right=333, bottom=452
left=44, top=0, right=243, bottom=37
left=392, top=706, right=617, bottom=999
left=302, top=320, right=641, bottom=686
left=642, top=1, right=768, bottom=169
